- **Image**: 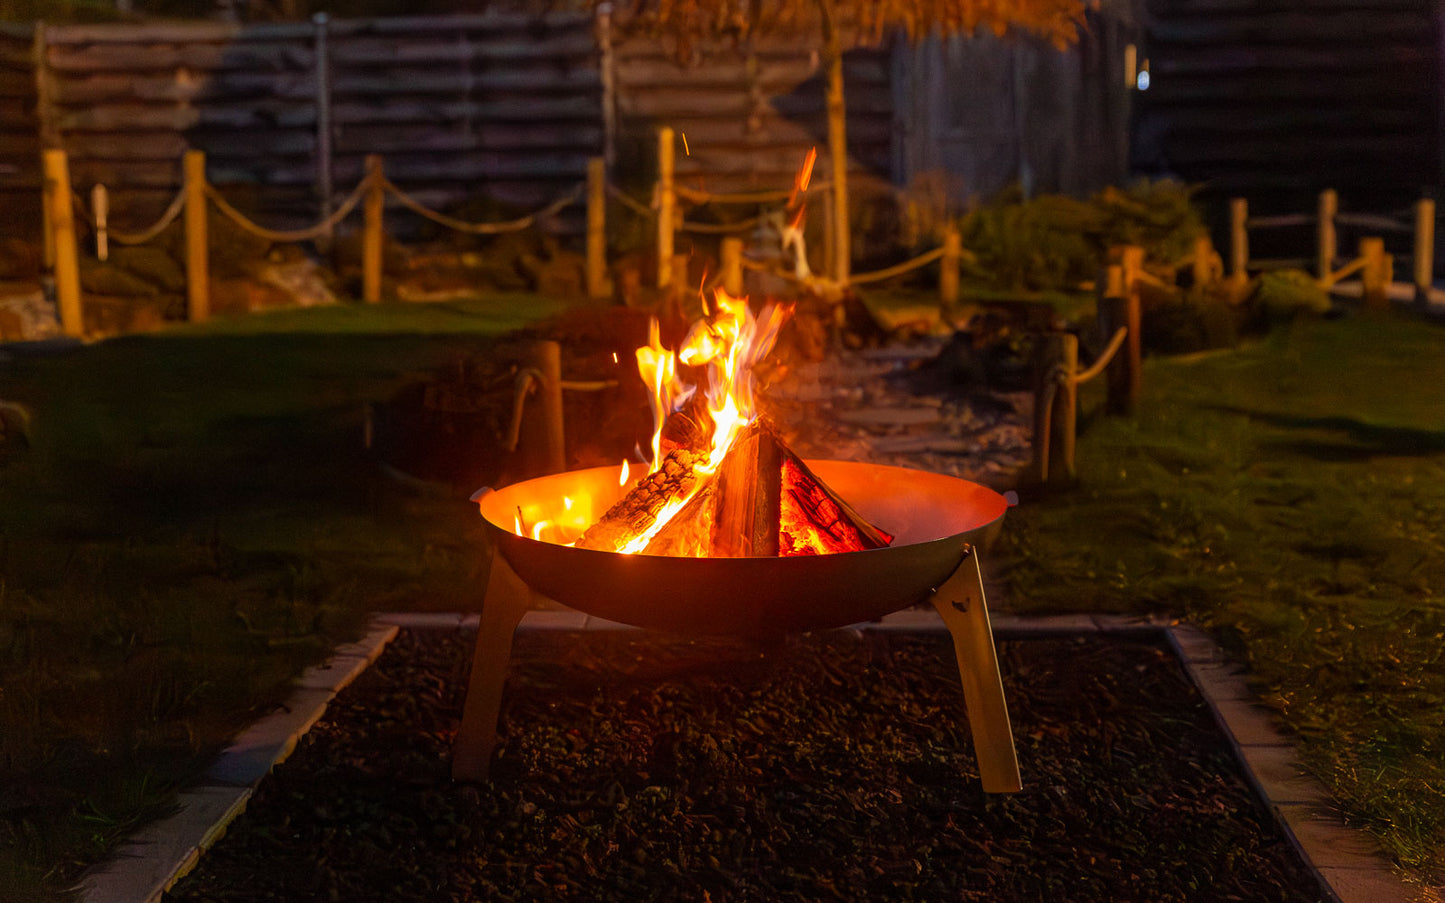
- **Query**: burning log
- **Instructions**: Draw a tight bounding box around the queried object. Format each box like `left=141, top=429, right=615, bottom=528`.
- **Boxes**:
left=586, top=418, right=892, bottom=558
left=575, top=447, right=706, bottom=553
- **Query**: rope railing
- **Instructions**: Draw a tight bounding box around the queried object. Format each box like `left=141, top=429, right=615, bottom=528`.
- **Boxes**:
left=678, top=214, right=765, bottom=235
left=109, top=189, right=186, bottom=245
left=606, top=182, right=657, bottom=219
left=205, top=173, right=373, bottom=243
left=846, top=246, right=948, bottom=287
left=674, top=180, right=832, bottom=207
left=1069, top=327, right=1128, bottom=386
left=382, top=177, right=583, bottom=235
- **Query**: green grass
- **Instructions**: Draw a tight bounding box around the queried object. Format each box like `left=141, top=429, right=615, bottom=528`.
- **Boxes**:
left=0, top=295, right=575, bottom=901
left=996, top=311, right=1445, bottom=888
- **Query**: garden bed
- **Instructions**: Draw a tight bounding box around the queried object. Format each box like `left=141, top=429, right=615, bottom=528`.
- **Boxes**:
left=165, top=627, right=1323, bottom=902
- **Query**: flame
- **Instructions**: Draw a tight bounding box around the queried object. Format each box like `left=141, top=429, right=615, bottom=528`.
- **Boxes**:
left=619, top=459, right=630, bottom=485
left=614, top=291, right=792, bottom=554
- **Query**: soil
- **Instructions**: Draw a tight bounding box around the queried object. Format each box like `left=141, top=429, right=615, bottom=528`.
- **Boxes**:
left=165, top=628, right=1324, bottom=903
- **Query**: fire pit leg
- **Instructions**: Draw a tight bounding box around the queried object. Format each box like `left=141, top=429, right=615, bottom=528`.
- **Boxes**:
left=929, top=545, right=1023, bottom=794
left=453, top=550, right=535, bottom=782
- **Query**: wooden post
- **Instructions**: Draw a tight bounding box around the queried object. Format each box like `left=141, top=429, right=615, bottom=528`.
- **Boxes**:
left=1098, top=263, right=1136, bottom=416
left=656, top=126, right=675, bottom=290
left=41, top=149, right=81, bottom=338
left=1190, top=234, right=1211, bottom=287
left=585, top=157, right=608, bottom=299
left=1119, top=246, right=1143, bottom=414
left=1360, top=236, right=1388, bottom=310
left=940, top=226, right=961, bottom=311
left=91, top=183, right=108, bottom=262
left=1316, top=188, right=1337, bottom=281
left=1414, top=198, right=1434, bottom=302
left=183, top=149, right=210, bottom=323
left=519, top=340, right=566, bottom=478
left=720, top=236, right=743, bottom=297
left=361, top=154, right=384, bottom=304
left=823, top=17, right=850, bottom=285
left=1229, top=197, right=1248, bottom=287
left=1032, top=331, right=1077, bottom=484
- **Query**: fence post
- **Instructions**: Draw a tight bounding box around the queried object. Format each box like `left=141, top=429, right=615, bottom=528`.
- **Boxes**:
left=721, top=236, right=743, bottom=297
left=183, top=149, right=210, bottom=323
left=586, top=157, right=608, bottom=299
left=1359, top=236, right=1389, bottom=310
left=41, top=149, right=81, bottom=338
left=1414, top=198, right=1434, bottom=302
left=1229, top=197, right=1248, bottom=288
left=1316, top=188, right=1337, bottom=281
left=1190, top=234, right=1212, bottom=287
left=656, top=126, right=675, bottom=290
left=1032, top=331, right=1077, bottom=484
left=91, top=183, right=109, bottom=262
left=940, top=225, right=961, bottom=311
left=1098, top=263, right=1137, bottom=416
left=1119, top=246, right=1144, bottom=411
left=362, top=154, right=384, bottom=304
left=519, top=340, right=566, bottom=478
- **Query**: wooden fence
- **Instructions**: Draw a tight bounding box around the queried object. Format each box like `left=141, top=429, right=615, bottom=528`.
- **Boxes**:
left=1229, top=191, right=1435, bottom=305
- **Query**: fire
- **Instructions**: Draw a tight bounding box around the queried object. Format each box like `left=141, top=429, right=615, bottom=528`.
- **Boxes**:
left=610, top=291, right=791, bottom=555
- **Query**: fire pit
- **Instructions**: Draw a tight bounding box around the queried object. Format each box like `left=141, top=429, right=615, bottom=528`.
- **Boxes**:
left=452, top=285, right=1021, bottom=792
left=456, top=460, right=1022, bottom=793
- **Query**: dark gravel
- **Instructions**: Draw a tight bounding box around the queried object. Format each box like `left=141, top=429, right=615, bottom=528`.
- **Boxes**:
left=166, top=628, right=1325, bottom=903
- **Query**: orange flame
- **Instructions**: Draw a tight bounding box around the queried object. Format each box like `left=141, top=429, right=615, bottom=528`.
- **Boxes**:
left=616, top=291, right=792, bottom=554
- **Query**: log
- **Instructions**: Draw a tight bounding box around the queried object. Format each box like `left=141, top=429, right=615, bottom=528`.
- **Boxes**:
left=574, top=447, right=706, bottom=553
left=710, top=421, right=781, bottom=558
left=779, top=452, right=892, bottom=555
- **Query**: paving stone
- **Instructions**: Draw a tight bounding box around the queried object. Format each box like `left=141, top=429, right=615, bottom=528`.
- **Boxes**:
left=375, top=612, right=470, bottom=629
left=1316, top=866, right=1426, bottom=903
left=1236, top=744, right=1332, bottom=806
left=1276, top=804, right=1395, bottom=871
left=77, top=785, right=251, bottom=903
left=579, top=615, right=640, bottom=631
left=992, top=613, right=1099, bottom=635
left=1210, top=699, right=1291, bottom=747
left=329, top=624, right=398, bottom=659
left=1183, top=659, right=1255, bottom=702
left=870, top=609, right=946, bottom=630
left=1168, top=625, right=1226, bottom=663
left=293, top=654, right=369, bottom=691
left=1091, top=613, right=1173, bottom=631
left=204, top=688, right=335, bottom=786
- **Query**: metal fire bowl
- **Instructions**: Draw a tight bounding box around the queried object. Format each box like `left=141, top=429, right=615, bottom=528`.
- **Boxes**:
left=477, top=460, right=1008, bottom=636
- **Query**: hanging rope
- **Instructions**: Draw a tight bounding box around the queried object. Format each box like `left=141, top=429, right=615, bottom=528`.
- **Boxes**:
left=846, top=246, right=947, bottom=287
left=206, top=172, right=373, bottom=243
left=674, top=180, right=832, bottom=206
left=109, top=189, right=187, bottom=245
left=606, top=182, right=657, bottom=219
left=383, top=177, right=581, bottom=235
left=71, top=187, right=189, bottom=246
left=678, top=214, right=765, bottom=235
left=1068, top=328, right=1128, bottom=386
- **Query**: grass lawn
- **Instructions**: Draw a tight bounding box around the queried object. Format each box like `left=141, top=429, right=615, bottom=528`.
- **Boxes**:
left=0, top=296, right=576, bottom=901
left=3, top=293, right=1443, bottom=898
left=997, top=310, right=1445, bottom=890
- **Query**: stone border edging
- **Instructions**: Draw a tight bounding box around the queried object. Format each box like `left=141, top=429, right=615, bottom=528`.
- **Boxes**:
left=74, top=621, right=400, bottom=903
left=78, top=611, right=1426, bottom=903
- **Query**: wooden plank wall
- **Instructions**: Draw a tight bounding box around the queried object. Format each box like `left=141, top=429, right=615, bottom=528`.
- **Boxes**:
left=611, top=31, right=894, bottom=197
left=0, top=24, right=39, bottom=195
left=1133, top=0, right=1440, bottom=215
left=891, top=10, right=1137, bottom=208
left=22, top=12, right=603, bottom=235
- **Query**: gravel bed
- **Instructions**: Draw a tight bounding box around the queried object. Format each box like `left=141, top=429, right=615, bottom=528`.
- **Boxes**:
left=166, top=628, right=1323, bottom=903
